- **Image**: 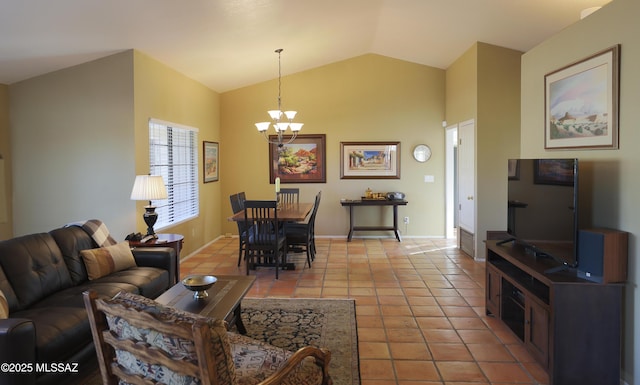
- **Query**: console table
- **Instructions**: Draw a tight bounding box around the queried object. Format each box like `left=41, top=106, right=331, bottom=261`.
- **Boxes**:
left=340, top=199, right=408, bottom=242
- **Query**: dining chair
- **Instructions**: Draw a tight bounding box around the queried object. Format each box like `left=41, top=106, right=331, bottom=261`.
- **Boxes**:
left=285, top=191, right=321, bottom=268
left=278, top=187, right=300, bottom=204
left=243, top=200, right=288, bottom=279
left=230, top=192, right=248, bottom=266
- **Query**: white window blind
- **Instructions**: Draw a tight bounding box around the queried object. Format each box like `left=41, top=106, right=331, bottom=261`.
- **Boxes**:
left=149, top=119, right=199, bottom=230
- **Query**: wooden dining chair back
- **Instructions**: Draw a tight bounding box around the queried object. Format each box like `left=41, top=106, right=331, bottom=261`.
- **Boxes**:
left=278, top=188, right=300, bottom=204
left=285, top=191, right=321, bottom=268
left=243, top=200, right=288, bottom=279
left=230, top=192, right=249, bottom=266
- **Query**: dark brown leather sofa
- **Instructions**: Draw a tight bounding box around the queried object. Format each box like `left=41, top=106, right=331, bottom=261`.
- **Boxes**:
left=0, top=225, right=175, bottom=385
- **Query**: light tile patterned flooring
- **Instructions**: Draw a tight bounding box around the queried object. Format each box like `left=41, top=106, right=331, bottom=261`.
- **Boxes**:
left=180, top=236, right=549, bottom=385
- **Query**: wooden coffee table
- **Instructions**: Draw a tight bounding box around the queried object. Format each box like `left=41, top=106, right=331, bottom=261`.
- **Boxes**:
left=155, top=274, right=255, bottom=334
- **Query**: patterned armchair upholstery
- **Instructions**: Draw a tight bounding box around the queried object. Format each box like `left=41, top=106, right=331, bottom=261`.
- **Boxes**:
left=83, top=290, right=332, bottom=385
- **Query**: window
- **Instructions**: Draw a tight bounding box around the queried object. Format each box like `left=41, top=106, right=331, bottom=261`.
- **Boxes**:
left=149, top=119, right=199, bottom=230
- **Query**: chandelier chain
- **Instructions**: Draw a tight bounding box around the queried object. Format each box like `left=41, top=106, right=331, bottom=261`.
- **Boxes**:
left=254, top=48, right=302, bottom=147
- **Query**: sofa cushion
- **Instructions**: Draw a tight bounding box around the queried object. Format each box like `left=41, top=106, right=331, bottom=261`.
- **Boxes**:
left=9, top=306, right=92, bottom=364
left=91, top=267, right=169, bottom=299
left=0, top=289, right=8, bottom=318
left=80, top=242, right=137, bottom=280
left=50, top=226, right=97, bottom=284
left=106, top=291, right=237, bottom=385
left=0, top=233, right=72, bottom=310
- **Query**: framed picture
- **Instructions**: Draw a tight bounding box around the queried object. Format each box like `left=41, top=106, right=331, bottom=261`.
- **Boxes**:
left=544, top=45, right=620, bottom=150
left=534, top=159, right=574, bottom=186
left=340, top=141, right=400, bottom=179
left=269, top=134, right=326, bottom=183
left=203, top=141, right=219, bottom=183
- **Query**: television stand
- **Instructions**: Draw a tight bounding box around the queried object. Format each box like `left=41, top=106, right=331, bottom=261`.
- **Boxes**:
left=544, top=263, right=571, bottom=274
left=496, top=237, right=516, bottom=246
left=485, top=240, right=622, bottom=385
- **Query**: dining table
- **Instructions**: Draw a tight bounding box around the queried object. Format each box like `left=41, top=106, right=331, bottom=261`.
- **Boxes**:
left=227, top=202, right=314, bottom=223
left=227, top=202, right=314, bottom=271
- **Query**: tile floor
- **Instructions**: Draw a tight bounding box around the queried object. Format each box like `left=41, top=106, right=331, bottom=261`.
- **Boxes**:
left=180, top=236, right=549, bottom=385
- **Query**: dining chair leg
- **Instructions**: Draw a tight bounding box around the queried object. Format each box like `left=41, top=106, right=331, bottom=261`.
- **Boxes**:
left=237, top=245, right=243, bottom=266
left=305, top=245, right=312, bottom=268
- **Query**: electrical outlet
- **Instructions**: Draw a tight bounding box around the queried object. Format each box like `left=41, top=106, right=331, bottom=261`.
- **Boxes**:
left=403, top=216, right=409, bottom=224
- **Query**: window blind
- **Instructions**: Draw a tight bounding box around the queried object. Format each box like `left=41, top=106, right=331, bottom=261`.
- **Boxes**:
left=149, top=119, right=199, bottom=230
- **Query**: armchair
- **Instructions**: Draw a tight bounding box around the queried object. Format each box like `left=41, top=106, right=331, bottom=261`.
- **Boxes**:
left=83, top=290, right=332, bottom=385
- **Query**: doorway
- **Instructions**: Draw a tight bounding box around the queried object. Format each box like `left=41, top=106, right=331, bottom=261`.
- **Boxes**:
left=445, top=119, right=476, bottom=258
left=445, top=125, right=457, bottom=240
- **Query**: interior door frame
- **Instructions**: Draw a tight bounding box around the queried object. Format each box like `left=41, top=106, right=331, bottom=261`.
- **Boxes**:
left=445, top=124, right=458, bottom=239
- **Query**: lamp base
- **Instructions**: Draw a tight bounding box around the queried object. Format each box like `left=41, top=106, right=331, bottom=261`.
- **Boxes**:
left=143, top=206, right=159, bottom=237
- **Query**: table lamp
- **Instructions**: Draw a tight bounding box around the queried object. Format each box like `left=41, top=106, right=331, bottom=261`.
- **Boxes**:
left=130, top=175, right=168, bottom=237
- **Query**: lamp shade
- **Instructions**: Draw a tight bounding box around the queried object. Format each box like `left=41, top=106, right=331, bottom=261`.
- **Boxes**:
left=130, top=175, right=168, bottom=201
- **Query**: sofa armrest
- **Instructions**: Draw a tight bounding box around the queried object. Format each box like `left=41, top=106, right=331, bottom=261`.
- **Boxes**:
left=0, top=318, right=37, bottom=385
left=132, top=247, right=176, bottom=282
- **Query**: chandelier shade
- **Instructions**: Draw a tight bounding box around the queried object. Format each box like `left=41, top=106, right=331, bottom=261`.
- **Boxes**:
left=255, top=49, right=303, bottom=147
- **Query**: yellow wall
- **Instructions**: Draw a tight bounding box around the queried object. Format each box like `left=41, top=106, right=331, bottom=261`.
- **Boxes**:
left=7, top=50, right=220, bottom=257
left=520, top=0, right=639, bottom=381
left=132, top=51, right=221, bottom=255
left=0, top=84, right=10, bottom=240
left=221, top=54, right=446, bottom=238
left=476, top=43, right=522, bottom=259
left=446, top=43, right=522, bottom=259
left=446, top=44, right=478, bottom=124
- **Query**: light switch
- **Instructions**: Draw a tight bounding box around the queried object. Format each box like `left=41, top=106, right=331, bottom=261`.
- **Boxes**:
left=424, top=175, right=435, bottom=183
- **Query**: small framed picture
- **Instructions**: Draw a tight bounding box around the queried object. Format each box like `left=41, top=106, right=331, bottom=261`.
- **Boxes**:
left=203, top=141, right=219, bottom=183
left=340, top=141, right=400, bottom=179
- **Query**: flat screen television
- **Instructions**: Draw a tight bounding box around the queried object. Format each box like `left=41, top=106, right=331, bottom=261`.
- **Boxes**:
left=504, top=158, right=578, bottom=269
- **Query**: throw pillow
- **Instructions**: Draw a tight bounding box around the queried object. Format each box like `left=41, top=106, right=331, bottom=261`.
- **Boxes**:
left=80, top=241, right=137, bottom=280
left=0, top=289, right=8, bottom=319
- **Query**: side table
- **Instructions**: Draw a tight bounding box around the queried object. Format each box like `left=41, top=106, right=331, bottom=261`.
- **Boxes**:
left=129, top=233, right=184, bottom=285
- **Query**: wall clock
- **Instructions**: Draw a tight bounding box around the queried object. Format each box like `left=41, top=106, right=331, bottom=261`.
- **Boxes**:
left=413, top=144, right=431, bottom=162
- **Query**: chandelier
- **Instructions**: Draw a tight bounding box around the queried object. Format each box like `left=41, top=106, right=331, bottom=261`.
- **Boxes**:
left=255, top=49, right=303, bottom=147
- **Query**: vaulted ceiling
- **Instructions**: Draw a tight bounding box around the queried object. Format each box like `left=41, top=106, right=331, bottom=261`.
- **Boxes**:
left=0, top=0, right=612, bottom=92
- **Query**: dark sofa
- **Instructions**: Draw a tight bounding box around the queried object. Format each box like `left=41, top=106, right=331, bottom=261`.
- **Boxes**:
left=0, top=225, right=176, bottom=385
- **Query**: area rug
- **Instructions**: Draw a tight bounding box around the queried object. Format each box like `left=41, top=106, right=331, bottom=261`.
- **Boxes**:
left=241, top=298, right=360, bottom=385
left=72, top=297, right=359, bottom=385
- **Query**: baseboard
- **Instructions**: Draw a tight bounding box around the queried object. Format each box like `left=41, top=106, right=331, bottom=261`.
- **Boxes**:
left=181, top=235, right=225, bottom=262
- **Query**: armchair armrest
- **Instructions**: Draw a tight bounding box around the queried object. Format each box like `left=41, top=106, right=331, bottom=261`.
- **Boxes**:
left=258, top=346, right=332, bottom=385
left=0, top=318, right=37, bottom=385
left=132, top=247, right=176, bottom=282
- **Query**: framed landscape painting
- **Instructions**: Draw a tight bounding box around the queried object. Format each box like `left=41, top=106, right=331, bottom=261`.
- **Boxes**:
left=203, top=141, right=219, bottom=183
left=544, top=45, right=620, bottom=150
left=340, top=141, right=400, bottom=179
left=269, top=134, right=326, bottom=183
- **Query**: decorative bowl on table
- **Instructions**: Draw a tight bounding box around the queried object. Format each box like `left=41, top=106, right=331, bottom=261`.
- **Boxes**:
left=181, top=274, right=217, bottom=300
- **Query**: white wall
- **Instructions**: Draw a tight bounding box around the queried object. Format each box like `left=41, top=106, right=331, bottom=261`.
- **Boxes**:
left=520, top=0, right=640, bottom=382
